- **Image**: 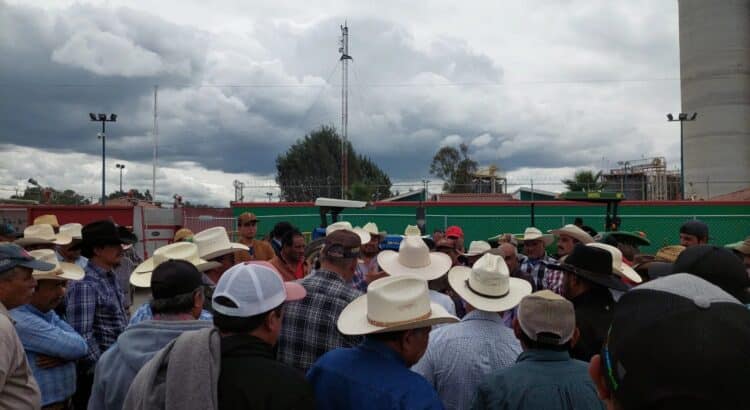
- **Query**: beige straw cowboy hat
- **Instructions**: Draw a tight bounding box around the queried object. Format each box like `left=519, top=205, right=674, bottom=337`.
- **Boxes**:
left=517, top=227, right=554, bottom=246
left=192, top=227, right=248, bottom=260
left=33, top=214, right=60, bottom=228
left=15, top=224, right=72, bottom=247
left=29, top=249, right=84, bottom=281
left=377, top=235, right=452, bottom=281
left=587, top=243, right=642, bottom=283
left=337, top=275, right=459, bottom=335
left=131, top=242, right=220, bottom=287
left=448, top=253, right=532, bottom=312
left=461, top=241, right=492, bottom=257
left=59, top=223, right=83, bottom=241
left=360, top=222, right=386, bottom=238
left=326, top=221, right=371, bottom=245
left=548, top=224, right=594, bottom=244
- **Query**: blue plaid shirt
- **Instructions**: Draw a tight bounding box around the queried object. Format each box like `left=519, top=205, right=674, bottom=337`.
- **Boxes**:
left=65, top=261, right=129, bottom=371
left=10, top=304, right=88, bottom=405
left=128, top=303, right=213, bottom=326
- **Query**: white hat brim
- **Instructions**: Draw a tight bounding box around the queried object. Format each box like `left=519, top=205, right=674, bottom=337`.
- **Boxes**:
left=352, top=228, right=372, bottom=245
left=548, top=228, right=593, bottom=244
left=201, top=243, right=249, bottom=261
left=34, top=261, right=85, bottom=281
left=518, top=234, right=554, bottom=246
left=337, top=294, right=459, bottom=336
left=15, top=233, right=72, bottom=247
left=377, top=250, right=452, bottom=281
left=448, top=266, right=532, bottom=312
left=131, top=257, right=220, bottom=287
left=615, top=264, right=642, bottom=283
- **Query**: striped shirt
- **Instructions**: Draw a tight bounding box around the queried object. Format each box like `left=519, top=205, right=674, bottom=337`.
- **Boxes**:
left=65, top=261, right=129, bottom=371
left=10, top=304, right=88, bottom=405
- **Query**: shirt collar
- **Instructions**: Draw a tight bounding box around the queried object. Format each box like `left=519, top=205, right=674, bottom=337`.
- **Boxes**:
left=462, top=309, right=504, bottom=323
left=313, top=269, right=346, bottom=284
left=517, top=349, right=571, bottom=363
left=86, top=260, right=113, bottom=277
left=361, top=337, right=406, bottom=366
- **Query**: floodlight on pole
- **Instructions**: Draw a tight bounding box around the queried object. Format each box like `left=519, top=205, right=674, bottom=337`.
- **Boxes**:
left=116, top=163, right=125, bottom=193
left=90, top=112, right=117, bottom=206
left=667, top=111, right=698, bottom=199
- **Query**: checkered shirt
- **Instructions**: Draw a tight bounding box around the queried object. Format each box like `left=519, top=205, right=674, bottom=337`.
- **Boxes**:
left=277, top=269, right=363, bottom=373
left=65, top=261, right=129, bottom=372
left=520, top=254, right=564, bottom=295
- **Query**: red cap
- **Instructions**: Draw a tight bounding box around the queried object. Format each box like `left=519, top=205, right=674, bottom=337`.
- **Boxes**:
left=445, top=226, right=463, bottom=239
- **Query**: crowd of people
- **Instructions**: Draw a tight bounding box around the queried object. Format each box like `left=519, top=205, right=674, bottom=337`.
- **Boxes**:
left=0, top=212, right=749, bottom=410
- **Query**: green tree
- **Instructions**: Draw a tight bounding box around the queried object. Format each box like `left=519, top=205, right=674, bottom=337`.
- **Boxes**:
left=276, top=126, right=392, bottom=201
left=12, top=186, right=91, bottom=205
left=107, top=189, right=152, bottom=201
left=429, top=143, right=478, bottom=193
left=562, top=170, right=604, bottom=192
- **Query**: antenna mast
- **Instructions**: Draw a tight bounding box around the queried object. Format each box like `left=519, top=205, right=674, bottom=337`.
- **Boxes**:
left=339, top=23, right=352, bottom=199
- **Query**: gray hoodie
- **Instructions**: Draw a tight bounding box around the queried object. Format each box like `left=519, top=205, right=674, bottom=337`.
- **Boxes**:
left=88, top=319, right=213, bottom=410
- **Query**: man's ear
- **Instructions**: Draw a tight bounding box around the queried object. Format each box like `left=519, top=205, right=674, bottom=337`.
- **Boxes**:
left=589, top=354, right=612, bottom=401
left=512, top=318, right=523, bottom=341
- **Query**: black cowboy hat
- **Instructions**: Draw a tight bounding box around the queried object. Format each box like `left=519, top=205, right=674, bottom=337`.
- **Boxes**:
left=72, top=220, right=137, bottom=252
left=548, top=244, right=629, bottom=291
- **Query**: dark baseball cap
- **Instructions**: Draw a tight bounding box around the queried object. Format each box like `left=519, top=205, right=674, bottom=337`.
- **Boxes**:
left=150, top=259, right=204, bottom=299
left=0, top=223, right=22, bottom=239
left=0, top=243, right=56, bottom=275
left=603, top=273, right=750, bottom=410
left=679, top=220, right=709, bottom=240
left=322, top=230, right=361, bottom=259
left=672, top=245, right=750, bottom=303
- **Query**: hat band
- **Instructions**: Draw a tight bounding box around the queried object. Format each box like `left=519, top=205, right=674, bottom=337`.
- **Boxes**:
left=465, top=279, right=509, bottom=299
left=367, top=311, right=431, bottom=328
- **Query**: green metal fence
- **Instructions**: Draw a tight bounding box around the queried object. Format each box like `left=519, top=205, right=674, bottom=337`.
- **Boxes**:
left=234, top=202, right=750, bottom=254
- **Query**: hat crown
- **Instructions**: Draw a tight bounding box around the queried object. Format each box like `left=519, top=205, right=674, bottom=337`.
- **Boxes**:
left=28, top=249, right=61, bottom=272
left=588, top=242, right=623, bottom=267
left=24, top=224, right=56, bottom=240
left=403, top=225, right=421, bottom=236
left=397, top=236, right=431, bottom=268
left=566, top=244, right=613, bottom=275
left=518, top=290, right=575, bottom=344
left=59, top=223, right=83, bottom=239
left=326, top=221, right=353, bottom=236
left=193, top=227, right=232, bottom=258
left=524, top=227, right=543, bottom=237
left=366, top=275, right=432, bottom=326
left=362, top=222, right=380, bottom=235
left=468, top=253, right=510, bottom=297
left=553, top=224, right=593, bottom=243
left=467, top=241, right=491, bottom=254
left=34, top=215, right=59, bottom=227
left=153, top=242, right=201, bottom=267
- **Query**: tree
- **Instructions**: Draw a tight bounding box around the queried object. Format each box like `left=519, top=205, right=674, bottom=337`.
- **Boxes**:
left=562, top=170, right=605, bottom=192
left=107, top=189, right=152, bottom=201
left=12, top=186, right=91, bottom=205
left=276, top=126, right=392, bottom=201
left=429, top=143, right=478, bottom=193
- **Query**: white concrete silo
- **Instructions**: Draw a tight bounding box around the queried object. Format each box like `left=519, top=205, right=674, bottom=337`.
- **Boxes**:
left=678, top=0, right=750, bottom=198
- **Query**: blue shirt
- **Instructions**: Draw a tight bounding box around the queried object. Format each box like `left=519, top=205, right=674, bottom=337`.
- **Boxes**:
left=413, top=310, right=522, bottom=410
left=307, top=337, right=444, bottom=410
left=10, top=304, right=88, bottom=405
left=65, top=261, right=129, bottom=371
left=472, top=349, right=605, bottom=410
left=128, top=303, right=213, bottom=326
left=55, top=251, right=88, bottom=269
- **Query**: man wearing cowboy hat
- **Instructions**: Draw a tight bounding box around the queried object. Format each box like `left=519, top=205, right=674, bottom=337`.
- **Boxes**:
left=352, top=222, right=387, bottom=292
left=549, top=224, right=594, bottom=259
left=64, top=220, right=136, bottom=408
left=413, top=253, right=531, bottom=410
left=10, top=249, right=88, bottom=409
left=56, top=223, right=88, bottom=269
left=551, top=244, right=628, bottom=362
left=234, top=212, right=275, bottom=263
left=89, top=260, right=214, bottom=410
left=16, top=223, right=72, bottom=252
left=0, top=243, right=57, bottom=409
left=192, top=226, right=248, bottom=285
left=307, top=275, right=458, bottom=410
left=277, top=230, right=365, bottom=372
left=458, top=240, right=492, bottom=267
left=473, top=290, right=604, bottom=410
left=518, top=227, right=564, bottom=295
left=34, top=214, right=61, bottom=231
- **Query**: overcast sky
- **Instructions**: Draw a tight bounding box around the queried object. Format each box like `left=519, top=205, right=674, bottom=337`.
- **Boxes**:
left=0, top=0, right=681, bottom=205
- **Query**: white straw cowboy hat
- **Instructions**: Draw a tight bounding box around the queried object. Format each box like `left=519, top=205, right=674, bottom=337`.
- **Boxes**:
left=361, top=222, right=386, bottom=237
left=29, top=249, right=84, bottom=281
left=548, top=224, right=593, bottom=244
left=403, top=225, right=423, bottom=237
left=131, top=242, right=220, bottom=288
left=326, top=221, right=371, bottom=245
left=15, top=224, right=72, bottom=247
left=461, top=241, right=492, bottom=257
left=59, top=223, right=83, bottom=241
left=448, top=253, right=532, bottom=312
left=192, top=227, right=248, bottom=260
left=587, top=242, right=642, bottom=283
left=377, top=235, right=452, bottom=281
left=517, top=227, right=553, bottom=246
left=337, top=275, right=459, bottom=335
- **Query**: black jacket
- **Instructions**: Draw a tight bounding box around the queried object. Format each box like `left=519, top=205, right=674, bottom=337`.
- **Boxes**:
left=218, top=334, right=315, bottom=410
left=569, top=287, right=615, bottom=362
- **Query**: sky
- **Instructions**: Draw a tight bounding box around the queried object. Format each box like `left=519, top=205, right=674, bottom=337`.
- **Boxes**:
left=0, top=0, right=682, bottom=205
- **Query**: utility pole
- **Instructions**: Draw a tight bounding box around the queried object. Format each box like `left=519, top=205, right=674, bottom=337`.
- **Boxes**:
left=339, top=23, right=352, bottom=199
left=153, top=85, right=159, bottom=203
left=667, top=112, right=697, bottom=199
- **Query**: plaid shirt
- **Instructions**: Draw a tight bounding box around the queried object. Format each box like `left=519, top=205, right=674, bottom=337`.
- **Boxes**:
left=277, top=269, right=363, bottom=372
left=66, top=261, right=129, bottom=372
left=520, top=254, right=564, bottom=295
left=10, top=304, right=88, bottom=405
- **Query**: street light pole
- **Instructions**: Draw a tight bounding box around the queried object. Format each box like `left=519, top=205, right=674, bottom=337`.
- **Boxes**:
left=666, top=112, right=697, bottom=199
left=116, top=163, right=125, bottom=193
left=90, top=113, right=117, bottom=206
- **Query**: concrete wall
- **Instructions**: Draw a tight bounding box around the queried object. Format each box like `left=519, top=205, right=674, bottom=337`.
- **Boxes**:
left=678, top=0, right=750, bottom=198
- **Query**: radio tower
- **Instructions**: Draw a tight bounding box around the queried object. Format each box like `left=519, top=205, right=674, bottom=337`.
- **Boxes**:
left=339, top=23, right=352, bottom=199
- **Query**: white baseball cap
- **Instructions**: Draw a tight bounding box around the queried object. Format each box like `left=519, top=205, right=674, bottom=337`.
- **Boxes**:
left=212, top=262, right=306, bottom=317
